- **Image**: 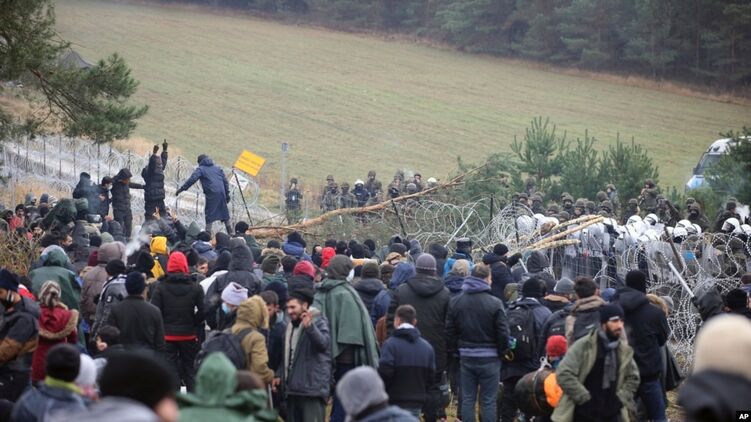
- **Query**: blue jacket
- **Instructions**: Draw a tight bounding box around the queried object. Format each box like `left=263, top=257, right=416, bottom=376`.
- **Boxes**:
left=443, top=251, right=473, bottom=277
left=12, top=383, right=87, bottom=421
left=282, top=241, right=311, bottom=261
left=378, top=327, right=435, bottom=409
left=179, top=158, right=230, bottom=223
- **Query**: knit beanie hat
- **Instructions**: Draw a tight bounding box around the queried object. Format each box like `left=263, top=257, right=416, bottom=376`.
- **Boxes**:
left=75, top=354, right=97, bottom=388
left=125, top=272, right=146, bottom=296
left=361, top=261, right=380, bottom=279
left=389, top=242, right=408, bottom=256
left=235, top=221, right=250, bottom=234
left=39, top=280, right=62, bottom=308
left=493, top=243, right=509, bottom=257
left=105, top=259, right=126, bottom=277
left=522, top=278, right=544, bottom=298
left=87, top=250, right=99, bottom=267
left=336, top=366, right=389, bottom=419
left=100, top=232, right=114, bottom=244
left=266, top=240, right=281, bottom=249
left=292, top=260, right=316, bottom=279
left=45, top=343, right=81, bottom=382
left=261, top=255, right=281, bottom=274
left=415, top=253, right=437, bottom=274
left=99, top=351, right=176, bottom=409
left=725, top=288, right=749, bottom=310
left=546, top=335, right=567, bottom=359
left=264, top=281, right=288, bottom=306
left=0, top=269, right=19, bottom=292
left=693, top=315, right=751, bottom=381
left=321, top=247, right=336, bottom=269
left=221, top=282, right=249, bottom=306
left=167, top=251, right=189, bottom=274
left=599, top=304, right=625, bottom=323
left=327, top=255, right=353, bottom=280
left=625, top=270, right=647, bottom=293
left=554, top=277, right=575, bottom=295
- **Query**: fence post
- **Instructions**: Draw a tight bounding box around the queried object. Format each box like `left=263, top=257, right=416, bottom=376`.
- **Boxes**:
left=97, top=143, right=101, bottom=182
left=58, top=135, right=62, bottom=178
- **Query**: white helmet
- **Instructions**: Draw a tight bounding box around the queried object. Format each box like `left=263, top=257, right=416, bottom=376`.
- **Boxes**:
left=354, top=179, right=364, bottom=186
left=673, top=227, right=688, bottom=240
left=627, top=215, right=643, bottom=225
left=533, top=213, right=546, bottom=228
left=693, top=224, right=702, bottom=235
left=664, top=226, right=675, bottom=237
left=427, top=177, right=437, bottom=184
left=722, top=217, right=741, bottom=233
left=741, top=224, right=751, bottom=236
left=644, top=214, right=659, bottom=225
left=676, top=220, right=692, bottom=230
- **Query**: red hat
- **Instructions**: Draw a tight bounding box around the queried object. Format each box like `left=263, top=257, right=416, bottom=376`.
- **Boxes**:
left=321, top=247, right=336, bottom=269
left=546, top=335, right=567, bottom=359
left=167, top=251, right=189, bottom=274
left=293, top=260, right=316, bottom=279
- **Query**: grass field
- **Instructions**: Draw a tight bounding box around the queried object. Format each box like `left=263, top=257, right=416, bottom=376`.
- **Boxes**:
left=55, top=0, right=751, bottom=192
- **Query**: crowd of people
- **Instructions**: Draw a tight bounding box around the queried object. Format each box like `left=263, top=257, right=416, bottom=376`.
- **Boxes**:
left=0, top=155, right=750, bottom=421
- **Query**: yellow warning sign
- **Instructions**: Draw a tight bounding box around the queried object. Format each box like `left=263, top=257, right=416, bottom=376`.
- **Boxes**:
left=233, top=150, right=266, bottom=176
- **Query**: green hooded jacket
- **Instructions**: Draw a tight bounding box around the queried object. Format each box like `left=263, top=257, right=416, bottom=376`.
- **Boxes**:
left=177, top=353, right=276, bottom=422
left=313, top=278, right=379, bottom=367
left=29, top=248, right=81, bottom=312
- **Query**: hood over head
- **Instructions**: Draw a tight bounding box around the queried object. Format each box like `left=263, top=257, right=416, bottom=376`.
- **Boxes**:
left=98, top=241, right=126, bottom=264
left=406, top=273, right=445, bottom=297
left=150, top=236, right=168, bottom=256
left=326, top=255, right=353, bottom=280
left=526, top=251, right=549, bottom=273
left=229, top=238, right=254, bottom=271
left=236, top=296, right=269, bottom=329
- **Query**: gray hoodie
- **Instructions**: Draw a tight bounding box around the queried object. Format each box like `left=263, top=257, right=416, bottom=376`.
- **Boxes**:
left=50, top=397, right=158, bottom=422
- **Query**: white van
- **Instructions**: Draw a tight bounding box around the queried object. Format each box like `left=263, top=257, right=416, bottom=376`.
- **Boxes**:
left=686, top=137, right=748, bottom=191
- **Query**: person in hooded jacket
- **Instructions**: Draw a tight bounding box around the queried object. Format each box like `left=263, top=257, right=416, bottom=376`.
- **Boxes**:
left=90, top=260, right=128, bottom=342
left=177, top=352, right=276, bottom=422
left=31, top=281, right=79, bottom=383
left=107, top=272, right=166, bottom=353
left=176, top=154, right=232, bottom=234
left=482, top=244, right=515, bottom=302
left=446, top=264, right=508, bottom=422
left=72, top=172, right=101, bottom=217
left=563, top=277, right=605, bottom=345
left=313, top=255, right=380, bottom=422
left=443, top=238, right=473, bottom=275
left=150, top=251, right=204, bottom=392
left=354, top=262, right=390, bottom=327
left=142, top=141, right=169, bottom=220
left=81, top=241, right=125, bottom=327
left=29, top=247, right=81, bottom=313
left=337, top=366, right=418, bottom=422
left=192, top=231, right=217, bottom=262
left=282, top=231, right=311, bottom=261
left=111, top=168, right=144, bottom=240
left=523, top=250, right=556, bottom=294
left=231, top=296, right=275, bottom=385
left=387, top=253, right=450, bottom=422
left=501, top=278, right=551, bottom=422
left=678, top=314, right=751, bottom=422
left=205, top=238, right=261, bottom=330
left=615, top=270, right=669, bottom=422
left=0, top=269, right=40, bottom=401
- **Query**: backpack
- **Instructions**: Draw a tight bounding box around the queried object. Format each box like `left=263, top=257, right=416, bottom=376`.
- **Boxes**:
left=195, top=328, right=253, bottom=370
left=505, top=302, right=538, bottom=363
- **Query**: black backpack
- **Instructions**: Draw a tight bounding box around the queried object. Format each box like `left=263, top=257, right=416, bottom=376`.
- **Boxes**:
left=195, top=328, right=253, bottom=370
left=506, top=302, right=538, bottom=363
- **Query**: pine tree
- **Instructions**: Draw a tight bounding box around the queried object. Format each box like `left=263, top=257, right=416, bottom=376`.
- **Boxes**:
left=0, top=0, right=147, bottom=142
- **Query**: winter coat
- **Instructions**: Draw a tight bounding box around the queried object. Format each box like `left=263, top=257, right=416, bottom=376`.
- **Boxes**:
left=150, top=273, right=204, bottom=336
left=29, top=248, right=81, bottom=312
left=12, top=382, right=87, bottom=422
left=142, top=149, right=168, bottom=202
left=31, top=305, right=78, bottom=382
left=91, top=274, right=128, bottom=340
left=446, top=276, right=509, bottom=357
left=539, top=303, right=574, bottom=352
left=354, top=277, right=390, bottom=326
left=282, top=241, right=311, bottom=261
left=80, top=242, right=125, bottom=323
left=552, top=328, right=640, bottom=422
left=178, top=157, right=230, bottom=223
left=231, top=297, right=274, bottom=384
left=483, top=252, right=514, bottom=301
left=72, top=173, right=101, bottom=215
left=267, top=311, right=286, bottom=372
left=443, top=251, right=473, bottom=276
left=523, top=251, right=556, bottom=294
left=283, top=311, right=332, bottom=399
left=51, top=397, right=159, bottom=422
left=111, top=168, right=144, bottom=215
left=177, top=353, right=277, bottom=422
left=313, top=278, right=380, bottom=367
left=358, top=405, right=419, bottom=422
left=378, top=327, right=435, bottom=409
left=0, top=297, right=40, bottom=372
left=615, top=286, right=669, bottom=380
left=192, top=240, right=218, bottom=262
left=443, top=272, right=464, bottom=296
left=387, top=274, right=450, bottom=372
left=503, top=297, right=552, bottom=378
left=678, top=370, right=751, bottom=422
left=101, top=220, right=126, bottom=243
left=287, top=274, right=314, bottom=295
left=541, top=294, right=571, bottom=314
left=98, top=185, right=111, bottom=218
left=205, top=241, right=260, bottom=329
left=564, top=296, right=605, bottom=345
left=427, top=243, right=448, bottom=278
left=107, top=296, right=166, bottom=353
